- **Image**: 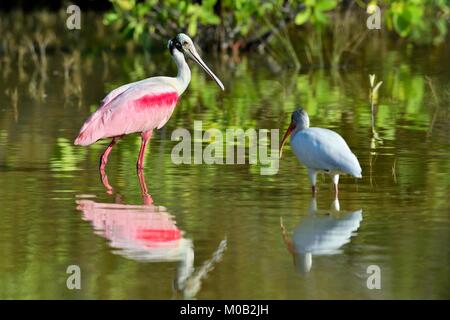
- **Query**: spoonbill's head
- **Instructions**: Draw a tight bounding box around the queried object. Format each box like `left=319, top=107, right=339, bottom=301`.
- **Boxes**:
left=280, top=108, right=310, bottom=157
left=168, top=33, right=224, bottom=91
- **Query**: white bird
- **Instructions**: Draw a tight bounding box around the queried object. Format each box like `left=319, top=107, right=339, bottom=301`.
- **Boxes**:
left=280, top=108, right=362, bottom=195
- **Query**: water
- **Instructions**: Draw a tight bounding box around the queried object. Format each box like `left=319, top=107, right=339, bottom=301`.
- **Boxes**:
left=0, top=37, right=449, bottom=299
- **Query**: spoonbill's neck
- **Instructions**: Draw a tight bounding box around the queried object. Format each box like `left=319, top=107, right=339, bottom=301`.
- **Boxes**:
left=173, top=51, right=191, bottom=95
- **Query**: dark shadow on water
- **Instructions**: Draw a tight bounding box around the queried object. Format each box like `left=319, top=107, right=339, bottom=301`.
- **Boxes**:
left=76, top=171, right=227, bottom=299
left=281, top=198, right=363, bottom=274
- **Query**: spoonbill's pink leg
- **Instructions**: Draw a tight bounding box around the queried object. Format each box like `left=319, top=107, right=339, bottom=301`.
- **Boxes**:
left=100, top=169, right=114, bottom=195
left=99, top=136, right=122, bottom=172
left=137, top=170, right=153, bottom=205
left=136, top=130, right=153, bottom=171
left=99, top=170, right=124, bottom=203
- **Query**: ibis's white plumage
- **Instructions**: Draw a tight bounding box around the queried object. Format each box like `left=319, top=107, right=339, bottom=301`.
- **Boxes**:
left=291, top=127, right=362, bottom=177
left=280, top=108, right=362, bottom=195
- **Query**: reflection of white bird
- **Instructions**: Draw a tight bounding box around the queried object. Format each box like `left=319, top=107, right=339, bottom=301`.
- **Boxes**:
left=76, top=171, right=227, bottom=299
left=281, top=198, right=362, bottom=273
left=280, top=108, right=362, bottom=196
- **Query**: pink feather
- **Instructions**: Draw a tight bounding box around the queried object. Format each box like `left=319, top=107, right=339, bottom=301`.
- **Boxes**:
left=74, top=81, right=179, bottom=146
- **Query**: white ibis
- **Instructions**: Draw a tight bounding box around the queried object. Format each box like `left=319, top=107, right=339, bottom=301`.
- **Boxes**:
left=280, top=108, right=362, bottom=196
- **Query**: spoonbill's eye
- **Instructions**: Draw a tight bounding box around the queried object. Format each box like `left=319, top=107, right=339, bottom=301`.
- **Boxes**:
left=174, top=41, right=183, bottom=51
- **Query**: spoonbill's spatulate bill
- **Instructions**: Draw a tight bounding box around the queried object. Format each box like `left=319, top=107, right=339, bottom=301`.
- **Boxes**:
left=74, top=33, right=224, bottom=171
left=280, top=108, right=362, bottom=195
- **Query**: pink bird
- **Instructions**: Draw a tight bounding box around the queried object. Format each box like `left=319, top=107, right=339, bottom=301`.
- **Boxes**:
left=74, top=33, right=224, bottom=171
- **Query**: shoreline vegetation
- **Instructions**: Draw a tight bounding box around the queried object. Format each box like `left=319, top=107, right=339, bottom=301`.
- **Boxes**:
left=0, top=1, right=448, bottom=70
left=0, top=1, right=448, bottom=131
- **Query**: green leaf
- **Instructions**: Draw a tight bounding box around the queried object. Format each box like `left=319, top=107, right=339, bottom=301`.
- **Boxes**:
left=315, top=0, right=337, bottom=11
left=115, top=0, right=135, bottom=11
left=103, top=12, right=119, bottom=24
left=188, top=18, right=198, bottom=36
left=393, top=11, right=412, bottom=37
left=313, top=9, right=329, bottom=25
left=295, top=8, right=311, bottom=25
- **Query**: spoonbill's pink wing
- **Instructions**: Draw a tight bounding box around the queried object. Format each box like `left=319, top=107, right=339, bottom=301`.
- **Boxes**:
left=74, top=79, right=179, bottom=146
left=101, top=81, right=143, bottom=107
left=77, top=80, right=146, bottom=135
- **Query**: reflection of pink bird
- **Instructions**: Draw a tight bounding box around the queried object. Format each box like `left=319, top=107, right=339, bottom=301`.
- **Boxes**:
left=74, top=33, right=224, bottom=171
left=77, top=171, right=227, bottom=298
left=77, top=171, right=191, bottom=261
left=76, top=199, right=190, bottom=259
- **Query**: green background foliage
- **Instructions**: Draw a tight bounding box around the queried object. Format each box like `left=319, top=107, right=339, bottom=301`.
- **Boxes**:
left=104, top=0, right=449, bottom=48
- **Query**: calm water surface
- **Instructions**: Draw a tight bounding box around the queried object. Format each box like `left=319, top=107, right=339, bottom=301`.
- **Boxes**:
left=0, top=40, right=449, bottom=299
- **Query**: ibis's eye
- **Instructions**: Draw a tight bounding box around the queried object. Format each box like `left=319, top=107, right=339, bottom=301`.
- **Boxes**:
left=183, top=41, right=189, bottom=46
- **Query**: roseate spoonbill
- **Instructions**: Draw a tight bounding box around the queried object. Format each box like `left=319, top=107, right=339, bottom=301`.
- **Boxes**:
left=280, top=108, right=362, bottom=196
left=74, top=33, right=224, bottom=171
left=280, top=198, right=362, bottom=273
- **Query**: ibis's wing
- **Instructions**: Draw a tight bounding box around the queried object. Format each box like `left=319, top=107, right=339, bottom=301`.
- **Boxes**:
left=292, top=128, right=362, bottom=177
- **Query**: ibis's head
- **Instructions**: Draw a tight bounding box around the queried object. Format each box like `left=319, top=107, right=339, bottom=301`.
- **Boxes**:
left=280, top=108, right=310, bottom=158
left=168, top=33, right=224, bottom=91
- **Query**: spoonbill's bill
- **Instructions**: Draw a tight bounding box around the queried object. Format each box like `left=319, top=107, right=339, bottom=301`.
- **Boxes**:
left=74, top=33, right=224, bottom=171
left=280, top=108, right=362, bottom=196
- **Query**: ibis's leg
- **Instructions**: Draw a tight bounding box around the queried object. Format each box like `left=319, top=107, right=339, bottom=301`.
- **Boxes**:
left=331, top=198, right=340, bottom=211
left=308, top=169, right=317, bottom=196
left=308, top=197, right=318, bottom=215
left=332, top=174, right=340, bottom=197
left=100, top=136, right=122, bottom=172
left=136, top=130, right=153, bottom=171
